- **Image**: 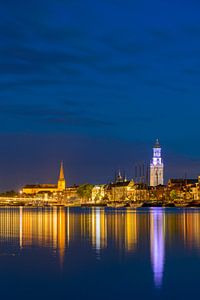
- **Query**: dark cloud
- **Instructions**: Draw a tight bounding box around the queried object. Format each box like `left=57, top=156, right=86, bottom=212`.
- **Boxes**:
left=182, top=25, right=200, bottom=35
left=143, top=79, right=189, bottom=94
left=101, top=34, right=145, bottom=55
left=47, top=116, right=113, bottom=127
left=0, top=63, right=43, bottom=75
left=0, top=103, right=113, bottom=128
left=148, top=29, right=173, bottom=41
left=183, top=67, right=200, bottom=76
left=0, top=104, right=72, bottom=117
left=0, top=22, right=26, bottom=44
left=0, top=77, right=107, bottom=92
left=0, top=79, right=71, bottom=91
left=98, top=63, right=149, bottom=74
left=0, top=46, right=103, bottom=67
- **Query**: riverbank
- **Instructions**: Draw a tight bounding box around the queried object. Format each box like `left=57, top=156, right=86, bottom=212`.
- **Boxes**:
left=0, top=200, right=199, bottom=208
left=81, top=200, right=200, bottom=208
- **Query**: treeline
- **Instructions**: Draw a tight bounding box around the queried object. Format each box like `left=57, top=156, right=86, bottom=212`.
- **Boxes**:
left=0, top=190, right=18, bottom=197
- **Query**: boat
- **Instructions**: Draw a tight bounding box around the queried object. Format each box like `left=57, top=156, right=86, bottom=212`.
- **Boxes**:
left=174, top=201, right=189, bottom=207
left=107, top=202, right=127, bottom=208
left=81, top=203, right=107, bottom=207
left=142, top=201, right=163, bottom=207
left=129, top=202, right=143, bottom=208
left=163, top=202, right=175, bottom=207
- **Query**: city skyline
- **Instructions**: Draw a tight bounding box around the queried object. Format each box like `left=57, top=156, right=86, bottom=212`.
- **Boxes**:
left=0, top=139, right=199, bottom=192
left=1, top=0, right=200, bottom=190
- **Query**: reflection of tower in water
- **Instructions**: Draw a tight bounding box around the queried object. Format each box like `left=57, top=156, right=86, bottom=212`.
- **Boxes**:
left=125, top=210, right=137, bottom=252
left=150, top=209, right=165, bottom=288
left=57, top=208, right=66, bottom=268
left=91, top=208, right=107, bottom=256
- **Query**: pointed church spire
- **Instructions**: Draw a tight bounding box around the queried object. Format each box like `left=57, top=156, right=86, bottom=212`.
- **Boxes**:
left=58, top=161, right=66, bottom=191
left=59, top=161, right=65, bottom=180
left=116, top=170, right=123, bottom=183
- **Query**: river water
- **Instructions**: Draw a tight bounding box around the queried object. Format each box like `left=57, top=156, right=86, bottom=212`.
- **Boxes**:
left=0, top=207, right=199, bottom=299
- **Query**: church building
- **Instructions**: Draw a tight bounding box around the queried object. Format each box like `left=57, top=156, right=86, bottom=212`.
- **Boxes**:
left=22, top=162, right=66, bottom=194
left=150, top=139, right=164, bottom=186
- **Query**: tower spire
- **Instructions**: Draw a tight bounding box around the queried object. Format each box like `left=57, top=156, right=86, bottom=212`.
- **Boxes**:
left=116, top=169, right=123, bottom=182
left=59, top=161, right=65, bottom=180
left=58, top=161, right=66, bottom=191
left=155, top=139, right=160, bottom=148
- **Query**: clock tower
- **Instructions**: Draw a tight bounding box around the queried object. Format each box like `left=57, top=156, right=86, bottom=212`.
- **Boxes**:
left=150, top=139, right=164, bottom=186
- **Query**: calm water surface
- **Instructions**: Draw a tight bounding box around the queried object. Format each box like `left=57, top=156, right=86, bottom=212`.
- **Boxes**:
left=0, top=207, right=200, bottom=299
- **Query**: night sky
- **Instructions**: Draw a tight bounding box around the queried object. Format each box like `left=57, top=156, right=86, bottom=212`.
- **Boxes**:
left=1, top=0, right=200, bottom=191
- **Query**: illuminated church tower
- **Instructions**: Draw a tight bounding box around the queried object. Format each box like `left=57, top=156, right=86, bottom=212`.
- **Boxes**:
left=150, top=139, right=164, bottom=186
left=58, top=161, right=66, bottom=191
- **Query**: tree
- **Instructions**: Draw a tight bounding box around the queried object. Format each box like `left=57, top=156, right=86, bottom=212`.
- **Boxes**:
left=0, top=190, right=18, bottom=197
left=77, top=184, right=93, bottom=203
left=170, top=190, right=178, bottom=201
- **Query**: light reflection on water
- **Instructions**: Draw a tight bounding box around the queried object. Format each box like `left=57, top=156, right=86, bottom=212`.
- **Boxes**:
left=1, top=207, right=200, bottom=297
left=150, top=209, right=165, bottom=288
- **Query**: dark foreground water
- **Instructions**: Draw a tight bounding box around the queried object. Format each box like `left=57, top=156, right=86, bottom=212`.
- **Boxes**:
left=0, top=207, right=200, bottom=299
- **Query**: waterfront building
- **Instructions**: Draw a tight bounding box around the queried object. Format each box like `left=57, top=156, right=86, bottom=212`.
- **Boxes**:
left=106, top=180, right=135, bottom=202
left=168, top=178, right=198, bottom=189
left=150, top=139, right=164, bottom=186
left=186, top=177, right=200, bottom=201
left=191, top=185, right=199, bottom=201
left=167, top=178, right=199, bottom=201
left=92, top=185, right=106, bottom=203
left=102, top=171, right=134, bottom=202
left=64, top=185, right=79, bottom=203
left=22, top=162, right=66, bottom=194
left=148, top=185, right=166, bottom=201
left=90, top=170, right=150, bottom=203
left=133, top=184, right=150, bottom=201
left=103, top=181, right=150, bottom=202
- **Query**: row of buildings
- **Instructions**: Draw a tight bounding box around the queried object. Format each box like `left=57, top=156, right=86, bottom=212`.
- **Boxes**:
left=21, top=140, right=200, bottom=203
left=91, top=176, right=200, bottom=203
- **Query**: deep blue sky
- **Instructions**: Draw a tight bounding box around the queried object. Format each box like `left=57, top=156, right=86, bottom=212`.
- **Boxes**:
left=1, top=0, right=200, bottom=191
